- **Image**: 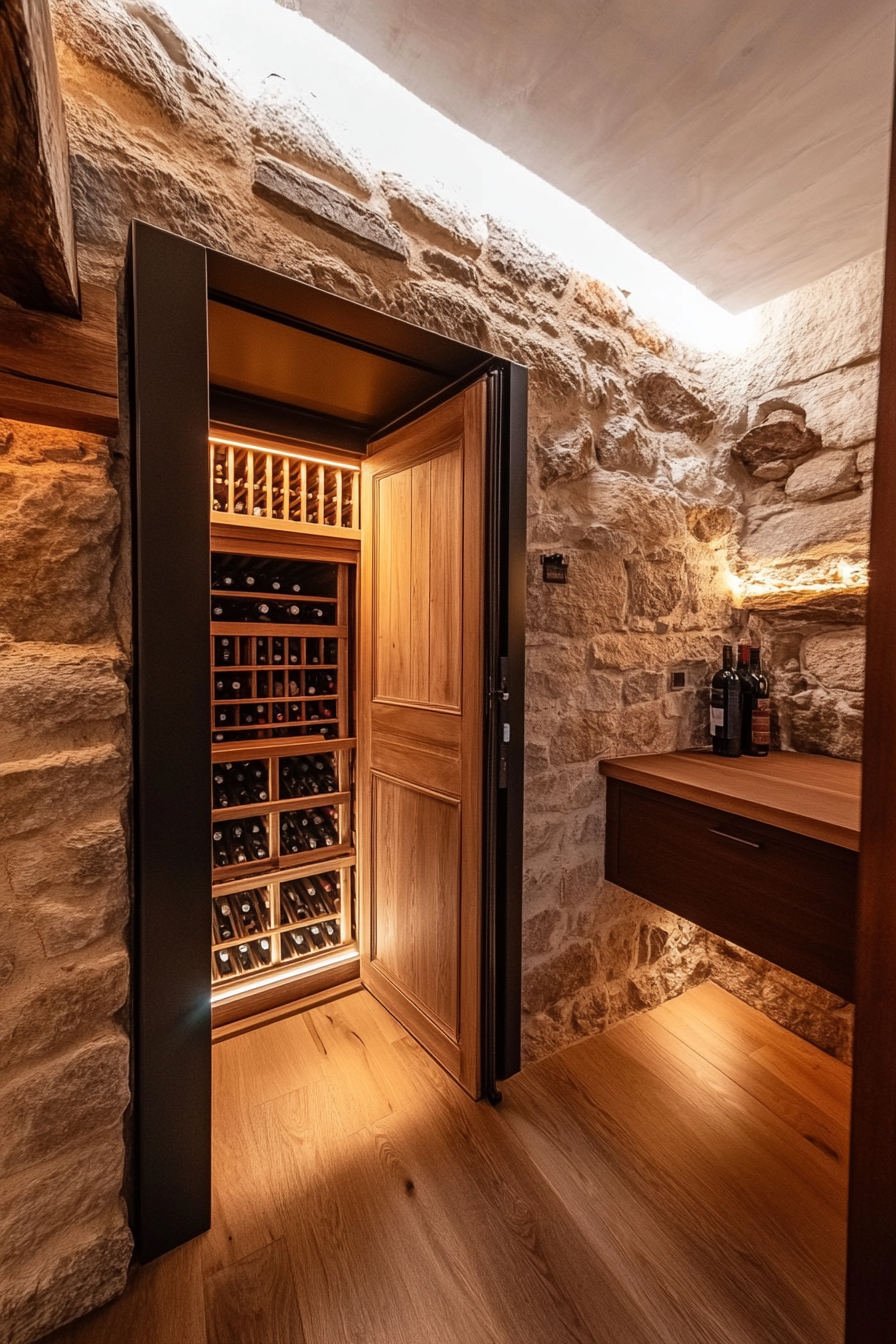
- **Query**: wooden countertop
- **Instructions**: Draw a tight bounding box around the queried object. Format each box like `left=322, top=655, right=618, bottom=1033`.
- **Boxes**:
left=599, top=750, right=861, bottom=851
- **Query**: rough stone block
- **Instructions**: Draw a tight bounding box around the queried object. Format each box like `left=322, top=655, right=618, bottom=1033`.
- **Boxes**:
left=734, top=419, right=821, bottom=471
left=0, top=641, right=127, bottom=755
left=0, top=461, right=120, bottom=643
left=856, top=441, right=875, bottom=473
left=382, top=173, right=485, bottom=257
left=594, top=416, right=660, bottom=476
left=635, top=369, right=715, bottom=441
left=627, top=550, right=687, bottom=620
left=0, top=1218, right=132, bottom=1344
left=790, top=688, right=863, bottom=760
left=70, top=149, right=226, bottom=252
left=53, top=0, right=188, bottom=121
left=741, top=491, right=871, bottom=561
left=527, top=550, right=628, bottom=637
left=0, top=745, right=127, bottom=838
left=391, top=280, right=487, bottom=347
left=253, top=156, right=408, bottom=260
left=752, top=361, right=878, bottom=450
left=486, top=217, right=569, bottom=295
left=803, top=629, right=865, bottom=692
left=537, top=424, right=593, bottom=487
left=686, top=504, right=737, bottom=543
left=785, top=450, right=858, bottom=502
left=1, top=1032, right=130, bottom=1172
left=557, top=471, right=687, bottom=547
left=0, top=950, right=129, bottom=1068
left=421, top=248, right=479, bottom=286
left=252, top=78, right=375, bottom=197
left=0, top=1127, right=125, bottom=1271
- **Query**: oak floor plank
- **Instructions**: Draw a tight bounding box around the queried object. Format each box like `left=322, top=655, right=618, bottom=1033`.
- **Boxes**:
left=40, top=984, right=850, bottom=1344
left=370, top=1037, right=658, bottom=1344
left=681, top=982, right=853, bottom=1106
left=527, top=1015, right=843, bottom=1343
left=650, top=996, right=850, bottom=1176
left=204, top=1238, right=305, bottom=1344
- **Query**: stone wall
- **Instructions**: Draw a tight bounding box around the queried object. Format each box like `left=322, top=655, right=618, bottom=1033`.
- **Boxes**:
left=0, top=418, right=132, bottom=1344
left=0, top=0, right=878, bottom=1337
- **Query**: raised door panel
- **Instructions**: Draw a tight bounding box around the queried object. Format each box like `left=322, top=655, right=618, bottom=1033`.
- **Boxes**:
left=359, top=382, right=485, bottom=1096
left=369, top=774, right=460, bottom=1037
left=373, top=446, right=463, bottom=709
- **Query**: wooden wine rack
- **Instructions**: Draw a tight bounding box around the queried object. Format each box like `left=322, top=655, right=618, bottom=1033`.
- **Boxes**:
left=209, top=440, right=360, bottom=1019
left=210, top=436, right=361, bottom=538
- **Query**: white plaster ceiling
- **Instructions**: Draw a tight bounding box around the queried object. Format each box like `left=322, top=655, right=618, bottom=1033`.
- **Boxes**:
left=290, top=0, right=896, bottom=311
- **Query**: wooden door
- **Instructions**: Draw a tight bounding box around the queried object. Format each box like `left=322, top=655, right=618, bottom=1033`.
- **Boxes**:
left=358, top=382, right=486, bottom=1097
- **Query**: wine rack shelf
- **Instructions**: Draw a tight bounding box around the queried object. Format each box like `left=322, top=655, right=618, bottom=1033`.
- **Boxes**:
left=210, top=437, right=361, bottom=539
left=209, top=529, right=358, bottom=1012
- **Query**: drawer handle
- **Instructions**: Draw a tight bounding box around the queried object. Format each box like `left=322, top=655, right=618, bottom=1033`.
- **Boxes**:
left=709, top=828, right=762, bottom=849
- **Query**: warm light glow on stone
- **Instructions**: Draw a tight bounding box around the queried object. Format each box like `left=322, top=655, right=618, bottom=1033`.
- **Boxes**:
left=725, top=557, right=869, bottom=608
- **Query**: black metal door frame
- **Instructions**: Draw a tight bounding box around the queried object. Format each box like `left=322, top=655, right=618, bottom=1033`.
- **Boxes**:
left=129, top=220, right=526, bottom=1259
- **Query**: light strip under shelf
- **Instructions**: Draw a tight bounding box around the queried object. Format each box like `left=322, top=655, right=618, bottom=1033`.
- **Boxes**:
left=211, top=944, right=359, bottom=1004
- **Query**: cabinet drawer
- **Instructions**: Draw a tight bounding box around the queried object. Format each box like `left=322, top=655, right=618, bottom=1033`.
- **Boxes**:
left=606, top=780, right=858, bottom=1001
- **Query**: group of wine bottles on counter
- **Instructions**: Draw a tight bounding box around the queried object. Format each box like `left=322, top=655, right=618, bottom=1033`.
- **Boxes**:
left=212, top=553, right=338, bottom=598
left=213, top=816, right=269, bottom=867
left=280, top=805, right=340, bottom=854
left=214, top=635, right=338, bottom=669
left=710, top=643, right=771, bottom=757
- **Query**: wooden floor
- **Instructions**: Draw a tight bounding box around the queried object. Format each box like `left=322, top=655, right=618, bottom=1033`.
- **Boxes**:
left=45, top=981, right=850, bottom=1344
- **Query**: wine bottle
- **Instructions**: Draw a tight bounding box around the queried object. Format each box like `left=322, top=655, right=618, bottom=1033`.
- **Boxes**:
left=229, top=823, right=249, bottom=864
left=313, top=872, right=340, bottom=913
left=736, top=644, right=761, bottom=756
left=307, top=924, right=326, bottom=951
left=280, top=814, right=302, bottom=855
left=710, top=645, right=741, bottom=757
left=237, top=892, right=262, bottom=935
left=214, top=636, right=233, bottom=665
left=321, top=920, right=340, bottom=947
left=215, top=949, right=235, bottom=976
left=746, top=646, right=771, bottom=757
left=272, top=638, right=284, bottom=664
left=255, top=637, right=269, bottom=665
left=235, top=943, right=255, bottom=973
left=286, top=929, right=311, bottom=957
left=256, top=937, right=272, bottom=965
left=213, top=897, right=235, bottom=941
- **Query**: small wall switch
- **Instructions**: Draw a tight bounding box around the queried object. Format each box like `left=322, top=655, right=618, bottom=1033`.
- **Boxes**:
left=669, top=669, right=688, bottom=691
left=541, top=553, right=568, bottom=584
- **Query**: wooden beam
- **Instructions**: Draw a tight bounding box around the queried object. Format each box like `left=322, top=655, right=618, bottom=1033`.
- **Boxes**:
left=0, top=0, right=79, bottom=315
left=0, top=283, right=118, bottom=435
left=844, top=71, right=896, bottom=1344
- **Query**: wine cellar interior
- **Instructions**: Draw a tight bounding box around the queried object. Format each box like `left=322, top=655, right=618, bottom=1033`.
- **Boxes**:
left=208, top=439, right=360, bottom=1023
left=7, top=1, right=896, bottom=1339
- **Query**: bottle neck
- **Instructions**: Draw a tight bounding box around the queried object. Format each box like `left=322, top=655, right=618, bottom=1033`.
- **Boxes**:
left=737, top=643, right=751, bottom=667
left=722, top=645, right=734, bottom=670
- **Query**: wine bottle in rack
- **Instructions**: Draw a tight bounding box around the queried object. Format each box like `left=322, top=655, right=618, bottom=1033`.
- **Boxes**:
left=213, top=828, right=230, bottom=867
left=272, top=638, right=284, bottom=664
left=245, top=819, right=269, bottom=861
left=213, top=898, right=235, bottom=941
left=235, top=944, right=254, bottom=973
left=214, top=636, right=234, bottom=665
left=256, top=637, right=269, bottom=664
left=307, top=924, right=326, bottom=951
left=215, top=949, right=235, bottom=976
left=321, top=920, right=340, bottom=947
left=236, top=892, right=263, bottom=934
left=256, top=937, right=272, bottom=965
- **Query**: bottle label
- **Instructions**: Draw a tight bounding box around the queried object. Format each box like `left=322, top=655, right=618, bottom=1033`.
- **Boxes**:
left=752, top=698, right=771, bottom=745
left=710, top=689, right=725, bottom=733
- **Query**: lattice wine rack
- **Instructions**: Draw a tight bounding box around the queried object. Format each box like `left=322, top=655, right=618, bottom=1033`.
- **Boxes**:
left=210, top=436, right=360, bottom=537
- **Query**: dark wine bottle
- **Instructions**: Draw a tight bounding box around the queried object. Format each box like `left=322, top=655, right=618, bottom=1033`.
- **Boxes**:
left=215, top=949, right=235, bottom=976
left=272, top=637, right=284, bottom=664
left=236, top=892, right=262, bottom=935
left=215, top=636, right=233, bottom=665
left=746, top=646, right=771, bottom=756
left=213, top=897, right=235, bottom=941
left=235, top=943, right=254, bottom=972
left=280, top=814, right=302, bottom=854
left=212, top=827, right=230, bottom=866
left=255, top=637, right=269, bottom=665
left=710, top=645, right=741, bottom=757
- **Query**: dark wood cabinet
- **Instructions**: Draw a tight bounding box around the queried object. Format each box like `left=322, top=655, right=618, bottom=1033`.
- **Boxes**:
left=606, top=778, right=858, bottom=1000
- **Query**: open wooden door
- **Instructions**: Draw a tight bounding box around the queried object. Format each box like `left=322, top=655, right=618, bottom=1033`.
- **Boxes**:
left=358, top=381, right=486, bottom=1097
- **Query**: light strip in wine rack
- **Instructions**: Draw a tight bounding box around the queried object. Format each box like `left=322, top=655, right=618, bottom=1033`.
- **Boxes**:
left=210, top=436, right=361, bottom=537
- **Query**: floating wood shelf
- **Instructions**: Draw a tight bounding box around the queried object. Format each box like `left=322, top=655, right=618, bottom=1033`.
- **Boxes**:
left=600, top=750, right=860, bottom=1001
